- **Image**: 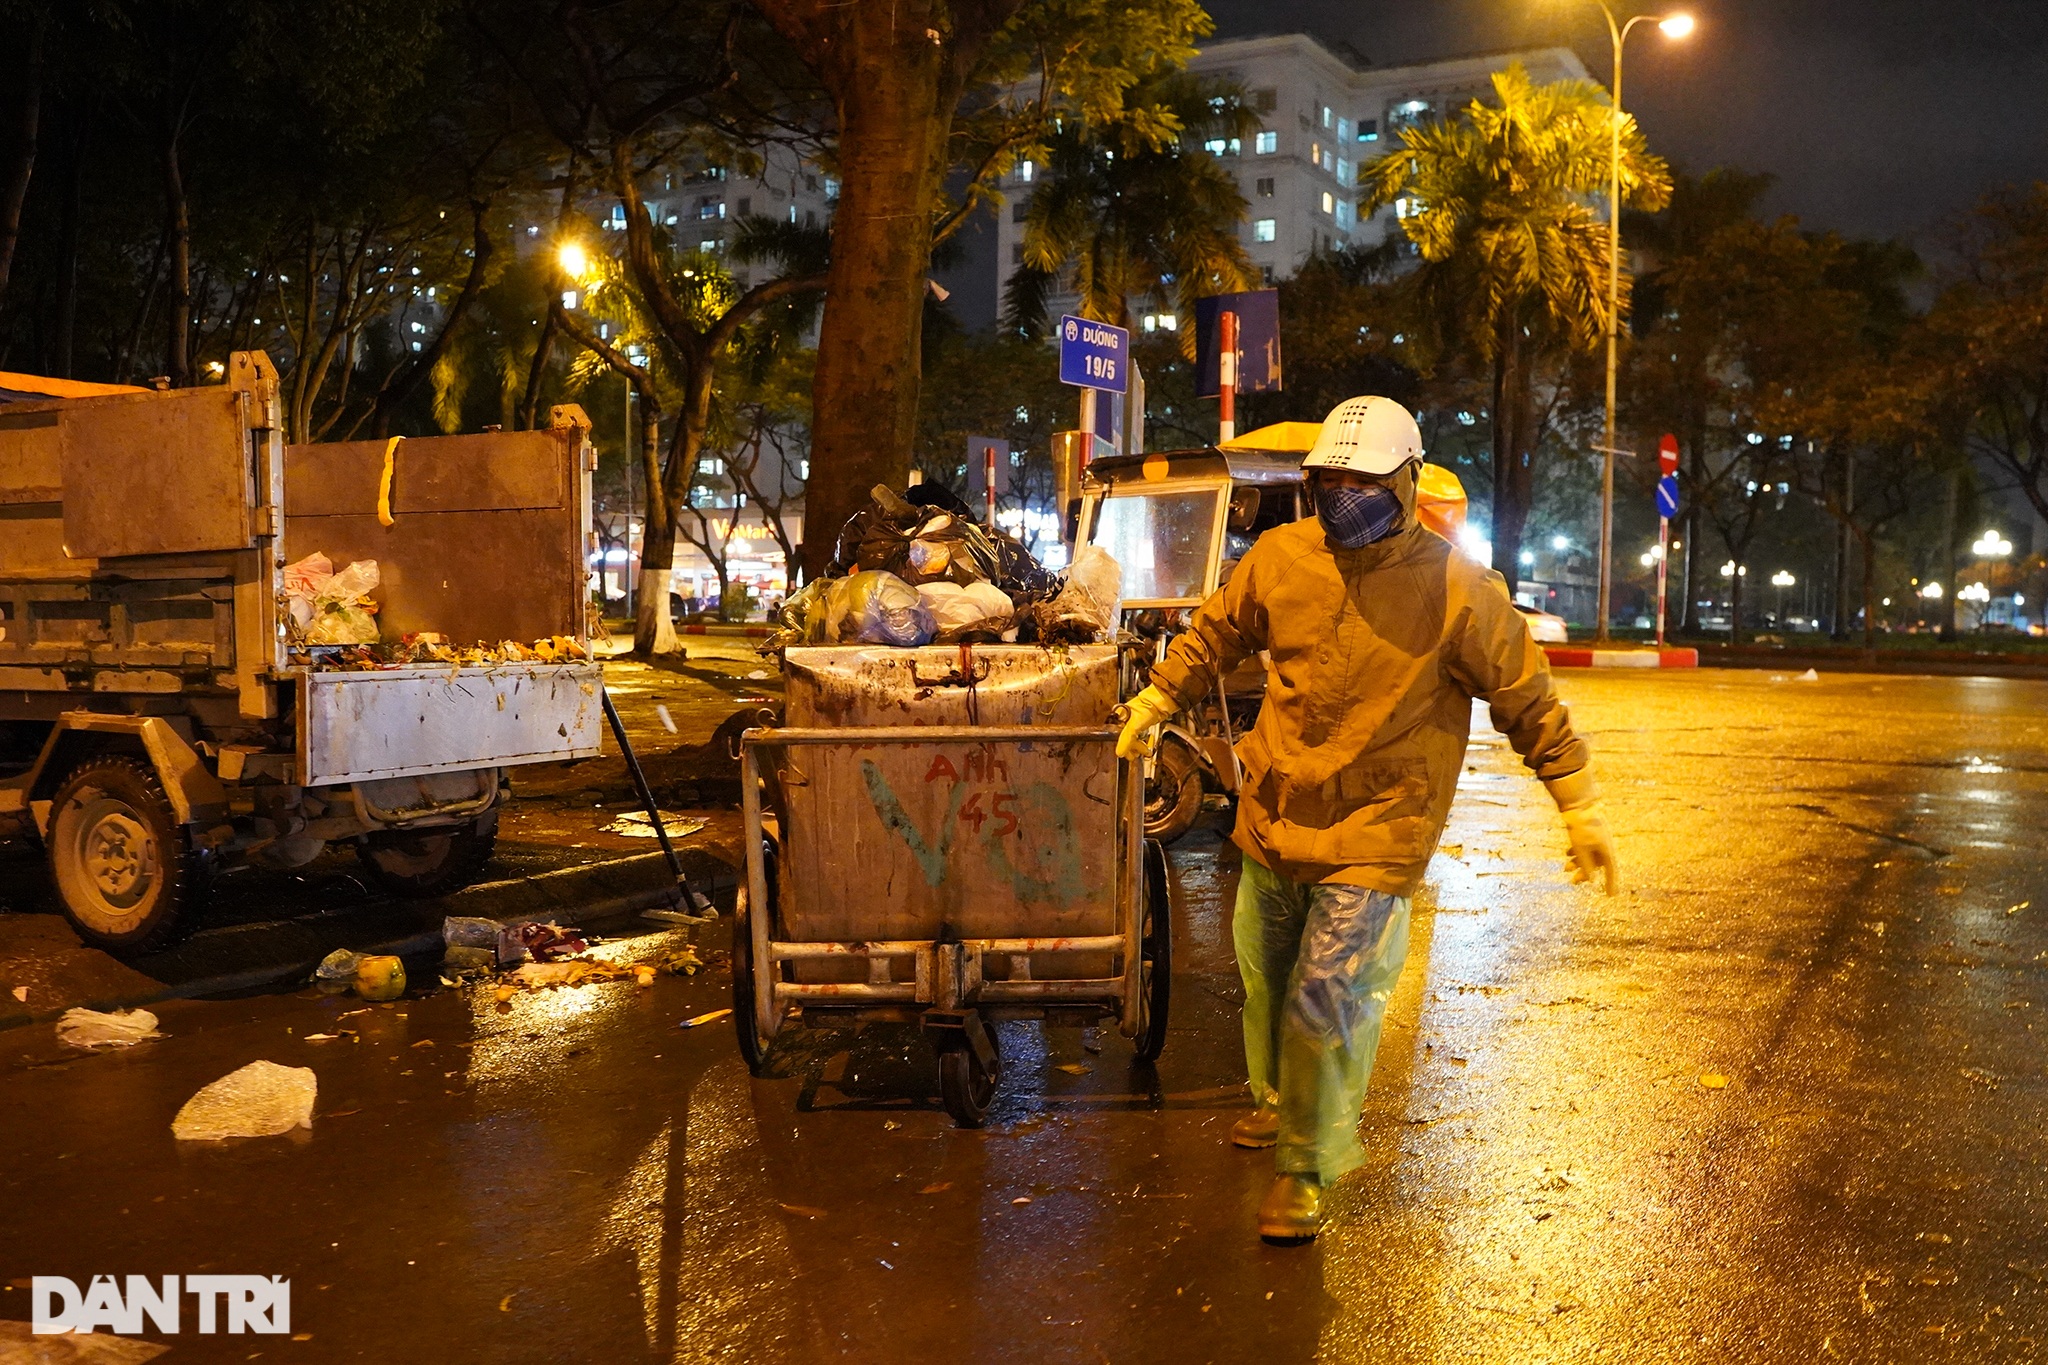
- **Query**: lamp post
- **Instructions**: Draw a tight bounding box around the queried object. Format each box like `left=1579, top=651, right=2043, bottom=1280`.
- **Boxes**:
left=1587, top=3, right=1693, bottom=644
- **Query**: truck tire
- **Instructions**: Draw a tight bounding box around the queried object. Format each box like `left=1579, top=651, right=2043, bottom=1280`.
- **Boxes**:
left=46, top=755, right=203, bottom=955
left=356, top=810, right=498, bottom=898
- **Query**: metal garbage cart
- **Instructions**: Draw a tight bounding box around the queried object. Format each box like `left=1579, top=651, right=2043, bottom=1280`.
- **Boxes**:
left=734, top=643, right=1172, bottom=1126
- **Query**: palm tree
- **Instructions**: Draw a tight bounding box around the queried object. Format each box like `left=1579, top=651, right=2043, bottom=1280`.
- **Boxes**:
left=1360, top=63, right=1670, bottom=586
left=1004, top=71, right=1259, bottom=340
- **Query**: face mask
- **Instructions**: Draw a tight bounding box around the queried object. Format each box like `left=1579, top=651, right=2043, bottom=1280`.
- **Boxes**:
left=1316, top=482, right=1404, bottom=549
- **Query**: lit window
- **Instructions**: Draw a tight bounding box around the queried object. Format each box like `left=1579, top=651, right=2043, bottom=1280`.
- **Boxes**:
left=1358, top=119, right=1379, bottom=142
left=1320, top=192, right=1334, bottom=215
left=1322, top=147, right=1336, bottom=174
left=1336, top=200, right=1352, bottom=228
left=1321, top=105, right=1333, bottom=128
left=1015, top=406, right=1030, bottom=423
left=1203, top=137, right=1241, bottom=156
left=1255, top=177, right=1274, bottom=197
left=1252, top=218, right=1277, bottom=242
left=1310, top=141, right=1321, bottom=165
left=1395, top=195, right=1418, bottom=219
left=1142, top=315, right=1157, bottom=333
left=1254, top=131, right=1278, bottom=155
left=1337, top=117, right=1350, bottom=141
left=1018, top=159, right=1035, bottom=183
left=1337, top=157, right=1351, bottom=185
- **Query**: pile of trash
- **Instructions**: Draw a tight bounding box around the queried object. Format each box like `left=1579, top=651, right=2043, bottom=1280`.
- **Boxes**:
left=283, top=549, right=591, bottom=670
left=312, top=915, right=703, bottom=1001
left=764, top=483, right=1120, bottom=650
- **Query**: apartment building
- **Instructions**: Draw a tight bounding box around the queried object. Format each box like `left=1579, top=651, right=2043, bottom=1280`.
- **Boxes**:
left=990, top=35, right=1593, bottom=323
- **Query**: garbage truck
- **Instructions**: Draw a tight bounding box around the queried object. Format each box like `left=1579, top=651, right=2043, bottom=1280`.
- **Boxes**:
left=0, top=352, right=605, bottom=953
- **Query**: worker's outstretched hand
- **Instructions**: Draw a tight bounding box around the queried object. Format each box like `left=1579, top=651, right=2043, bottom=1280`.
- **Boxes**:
left=1115, top=685, right=1179, bottom=760
left=1560, top=805, right=1621, bottom=894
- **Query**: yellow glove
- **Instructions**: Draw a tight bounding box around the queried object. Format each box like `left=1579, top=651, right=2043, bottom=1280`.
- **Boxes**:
left=1543, top=770, right=1620, bottom=894
left=1115, top=684, right=1179, bottom=759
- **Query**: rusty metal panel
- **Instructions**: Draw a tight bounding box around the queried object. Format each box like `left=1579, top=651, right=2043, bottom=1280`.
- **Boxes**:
left=299, top=660, right=603, bottom=786
left=284, top=432, right=566, bottom=516
left=770, top=732, right=1120, bottom=957
left=283, top=430, right=582, bottom=644
left=782, top=644, right=1120, bottom=727
left=0, top=407, right=61, bottom=504
left=60, top=387, right=254, bottom=557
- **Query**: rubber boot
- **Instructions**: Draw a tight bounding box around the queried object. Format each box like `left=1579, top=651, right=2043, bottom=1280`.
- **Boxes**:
left=1231, top=1107, right=1280, bottom=1149
left=1257, top=1174, right=1322, bottom=1244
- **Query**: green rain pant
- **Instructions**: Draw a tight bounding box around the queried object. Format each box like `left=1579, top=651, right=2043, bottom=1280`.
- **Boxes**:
left=1233, top=852, right=1411, bottom=1182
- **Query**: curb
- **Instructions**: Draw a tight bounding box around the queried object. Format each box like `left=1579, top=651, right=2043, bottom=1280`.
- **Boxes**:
left=1544, top=646, right=1699, bottom=669
left=2, top=847, right=738, bottom=1031
left=677, top=623, right=774, bottom=638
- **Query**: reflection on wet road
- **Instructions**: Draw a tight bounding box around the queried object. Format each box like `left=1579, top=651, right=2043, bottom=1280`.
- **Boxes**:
left=3, top=670, right=2046, bottom=1362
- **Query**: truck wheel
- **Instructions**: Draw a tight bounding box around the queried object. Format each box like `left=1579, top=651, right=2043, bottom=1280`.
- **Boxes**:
left=47, top=756, right=202, bottom=955
left=732, top=840, right=779, bottom=1076
left=1133, top=839, right=1173, bottom=1063
left=1143, top=735, right=1204, bottom=844
left=356, top=810, right=498, bottom=898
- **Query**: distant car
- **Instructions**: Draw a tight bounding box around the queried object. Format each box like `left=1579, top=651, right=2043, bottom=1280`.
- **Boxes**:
left=1515, top=602, right=1569, bottom=643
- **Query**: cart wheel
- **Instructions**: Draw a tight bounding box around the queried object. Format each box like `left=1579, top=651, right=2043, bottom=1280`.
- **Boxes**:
left=1143, top=734, right=1204, bottom=844
left=732, top=841, right=778, bottom=1076
left=937, top=1038, right=1000, bottom=1128
left=46, top=756, right=205, bottom=955
left=356, top=810, right=498, bottom=898
left=1133, top=838, right=1173, bottom=1063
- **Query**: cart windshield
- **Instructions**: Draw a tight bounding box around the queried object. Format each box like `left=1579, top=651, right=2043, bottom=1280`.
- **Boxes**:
left=1088, top=487, right=1223, bottom=605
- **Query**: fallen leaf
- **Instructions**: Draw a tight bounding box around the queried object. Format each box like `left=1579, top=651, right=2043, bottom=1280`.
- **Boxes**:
left=493, top=985, right=518, bottom=1003
left=304, top=1033, right=341, bottom=1042
left=292, top=1333, right=313, bottom=1342
left=499, top=1294, right=515, bottom=1312
left=411, top=1039, right=435, bottom=1049
left=1011, top=1196, right=1033, bottom=1205
left=1055, top=1062, right=1093, bottom=1075
left=882, top=1120, right=901, bottom=1131
left=680, top=1008, right=733, bottom=1029
left=324, top=1109, right=361, bottom=1119
left=2009, top=901, right=2032, bottom=916
left=919, top=1182, right=952, bottom=1195
left=1446, top=1056, right=1469, bottom=1068
left=9, top=987, right=25, bottom=1003
left=1699, top=1073, right=1728, bottom=1089
left=779, top=1203, right=827, bottom=1219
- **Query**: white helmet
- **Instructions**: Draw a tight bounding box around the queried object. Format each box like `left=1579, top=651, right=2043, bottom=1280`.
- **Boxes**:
left=1303, top=396, right=1422, bottom=475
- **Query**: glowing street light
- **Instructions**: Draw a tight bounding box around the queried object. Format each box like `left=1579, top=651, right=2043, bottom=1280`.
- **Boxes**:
left=1574, top=0, right=1695, bottom=642
left=557, top=241, right=594, bottom=281
left=1958, top=582, right=1991, bottom=604
left=1972, top=530, right=2013, bottom=558
left=1919, top=581, right=1944, bottom=600
left=1770, top=570, right=1795, bottom=588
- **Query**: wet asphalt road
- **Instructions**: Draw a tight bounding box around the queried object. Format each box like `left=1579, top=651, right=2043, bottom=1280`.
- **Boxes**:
left=3, top=668, right=2047, bottom=1363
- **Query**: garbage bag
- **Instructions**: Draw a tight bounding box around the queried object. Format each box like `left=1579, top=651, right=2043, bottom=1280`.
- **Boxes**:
left=919, top=581, right=1016, bottom=643
left=55, top=1007, right=162, bottom=1049
left=1031, top=545, right=1122, bottom=643
left=171, top=1060, right=317, bottom=1140
left=763, top=577, right=835, bottom=651
left=842, top=570, right=934, bottom=646
left=305, top=604, right=379, bottom=645
left=442, top=916, right=502, bottom=950
left=830, top=484, right=1058, bottom=597
left=324, top=558, right=381, bottom=605
left=315, top=948, right=364, bottom=982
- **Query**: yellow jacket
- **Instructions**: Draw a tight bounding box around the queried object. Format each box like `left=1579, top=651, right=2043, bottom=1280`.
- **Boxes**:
left=1150, top=517, right=1589, bottom=895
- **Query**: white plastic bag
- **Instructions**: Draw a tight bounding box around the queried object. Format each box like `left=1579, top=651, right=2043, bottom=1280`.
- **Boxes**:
left=918, top=580, right=1015, bottom=642
left=171, top=1060, right=317, bottom=1141
left=55, top=1007, right=163, bottom=1049
left=1039, top=545, right=1122, bottom=642
left=840, top=570, right=935, bottom=646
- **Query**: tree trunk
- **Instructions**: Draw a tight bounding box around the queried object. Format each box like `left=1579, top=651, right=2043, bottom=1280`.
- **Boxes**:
left=1728, top=563, right=1743, bottom=644
left=1857, top=524, right=1878, bottom=661
left=163, top=122, right=191, bottom=387
left=1831, top=453, right=1853, bottom=640
left=796, top=18, right=953, bottom=581
left=1937, top=466, right=1959, bottom=640
left=0, top=15, right=45, bottom=310
left=52, top=98, right=86, bottom=377
left=635, top=402, right=679, bottom=657
left=1488, top=323, right=1527, bottom=591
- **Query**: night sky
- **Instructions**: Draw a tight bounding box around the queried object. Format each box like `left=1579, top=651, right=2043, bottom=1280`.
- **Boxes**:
left=1204, top=0, right=2048, bottom=251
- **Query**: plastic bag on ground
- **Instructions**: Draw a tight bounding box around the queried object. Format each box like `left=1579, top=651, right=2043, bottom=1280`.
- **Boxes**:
left=842, top=570, right=935, bottom=646
left=1032, top=545, right=1122, bottom=644
left=443, top=916, right=502, bottom=949
left=56, top=1006, right=163, bottom=1049
left=918, top=580, right=1017, bottom=643
left=171, top=1060, right=317, bottom=1140
left=315, top=948, right=364, bottom=982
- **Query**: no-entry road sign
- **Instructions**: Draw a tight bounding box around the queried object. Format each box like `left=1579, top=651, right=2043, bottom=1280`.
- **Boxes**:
left=1058, top=316, right=1129, bottom=394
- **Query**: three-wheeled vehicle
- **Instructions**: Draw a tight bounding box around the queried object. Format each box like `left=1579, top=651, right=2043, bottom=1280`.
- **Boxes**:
left=0, top=353, right=605, bottom=952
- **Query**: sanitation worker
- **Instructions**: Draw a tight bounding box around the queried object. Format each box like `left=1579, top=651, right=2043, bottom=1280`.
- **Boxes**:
left=1116, top=395, right=1620, bottom=1244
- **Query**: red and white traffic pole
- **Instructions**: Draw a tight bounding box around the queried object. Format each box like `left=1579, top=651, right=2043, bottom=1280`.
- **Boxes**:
left=1656, top=433, right=1679, bottom=649
left=983, top=442, right=998, bottom=524
left=1218, top=310, right=1239, bottom=444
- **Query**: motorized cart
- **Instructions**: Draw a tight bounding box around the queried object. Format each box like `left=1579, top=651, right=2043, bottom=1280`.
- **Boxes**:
left=734, top=643, right=1171, bottom=1127
left=0, top=351, right=605, bottom=952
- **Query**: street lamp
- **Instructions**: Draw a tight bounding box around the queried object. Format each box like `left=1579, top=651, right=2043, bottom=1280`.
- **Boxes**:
left=1770, top=569, right=1794, bottom=626
left=1580, top=2, right=1695, bottom=643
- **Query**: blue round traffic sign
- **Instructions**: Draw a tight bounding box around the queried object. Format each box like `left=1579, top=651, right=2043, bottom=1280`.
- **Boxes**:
left=1655, top=474, right=1679, bottom=519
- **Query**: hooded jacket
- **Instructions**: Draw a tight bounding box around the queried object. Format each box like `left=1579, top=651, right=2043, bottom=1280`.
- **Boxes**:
left=1149, top=510, right=1589, bottom=895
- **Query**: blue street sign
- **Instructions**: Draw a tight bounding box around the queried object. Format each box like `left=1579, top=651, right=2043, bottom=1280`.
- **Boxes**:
left=1655, top=474, right=1680, bottom=519
left=1194, top=290, right=1283, bottom=397
left=1058, top=315, right=1129, bottom=394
